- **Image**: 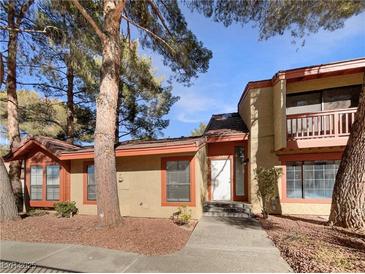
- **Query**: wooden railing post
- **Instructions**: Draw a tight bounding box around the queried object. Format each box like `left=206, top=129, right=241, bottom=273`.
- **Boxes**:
left=286, top=108, right=356, bottom=142
left=334, top=112, right=339, bottom=137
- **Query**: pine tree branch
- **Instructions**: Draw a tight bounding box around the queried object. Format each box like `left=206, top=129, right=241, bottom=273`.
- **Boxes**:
left=113, top=0, right=127, bottom=22
left=0, top=25, right=58, bottom=33
left=147, top=0, right=172, bottom=37
left=15, top=0, right=35, bottom=26
left=127, top=19, right=131, bottom=49
left=16, top=82, right=67, bottom=92
left=70, top=0, right=105, bottom=42
left=121, top=14, right=174, bottom=54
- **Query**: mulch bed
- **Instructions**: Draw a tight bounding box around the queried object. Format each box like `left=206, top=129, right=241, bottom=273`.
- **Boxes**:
left=0, top=214, right=195, bottom=256
left=259, top=215, right=365, bottom=273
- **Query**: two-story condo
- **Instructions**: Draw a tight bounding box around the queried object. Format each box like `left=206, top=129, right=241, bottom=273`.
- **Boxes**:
left=5, top=58, right=364, bottom=218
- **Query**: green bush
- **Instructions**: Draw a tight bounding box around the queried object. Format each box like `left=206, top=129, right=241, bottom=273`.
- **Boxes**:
left=171, top=206, right=192, bottom=225
left=27, top=209, right=48, bottom=217
left=54, top=201, right=78, bottom=218
left=254, top=167, right=282, bottom=219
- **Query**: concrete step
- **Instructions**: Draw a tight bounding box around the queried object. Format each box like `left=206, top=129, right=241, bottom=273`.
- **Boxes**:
left=203, top=201, right=252, bottom=217
left=203, top=211, right=251, bottom=218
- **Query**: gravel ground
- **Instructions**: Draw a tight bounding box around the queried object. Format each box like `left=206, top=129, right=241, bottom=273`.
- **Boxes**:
left=259, top=215, right=365, bottom=273
left=0, top=214, right=195, bottom=256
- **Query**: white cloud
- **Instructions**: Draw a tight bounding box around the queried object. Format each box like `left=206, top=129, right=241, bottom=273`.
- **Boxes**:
left=173, top=89, right=236, bottom=123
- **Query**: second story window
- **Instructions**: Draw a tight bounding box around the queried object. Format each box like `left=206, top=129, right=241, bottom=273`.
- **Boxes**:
left=286, top=84, right=361, bottom=115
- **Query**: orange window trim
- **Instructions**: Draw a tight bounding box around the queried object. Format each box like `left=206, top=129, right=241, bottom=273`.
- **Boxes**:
left=280, top=152, right=342, bottom=204
left=83, top=161, right=96, bottom=205
left=26, top=158, right=65, bottom=208
left=161, top=156, right=196, bottom=207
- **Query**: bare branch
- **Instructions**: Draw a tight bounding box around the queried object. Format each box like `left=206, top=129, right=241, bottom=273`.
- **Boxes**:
left=15, top=0, right=35, bottom=26
left=147, top=0, right=172, bottom=37
left=121, top=14, right=175, bottom=54
left=70, top=0, right=105, bottom=41
left=16, top=82, right=67, bottom=92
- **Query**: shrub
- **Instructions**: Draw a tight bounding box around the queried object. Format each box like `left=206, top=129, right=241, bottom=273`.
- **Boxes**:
left=27, top=209, right=48, bottom=217
left=171, top=206, right=192, bottom=225
left=54, top=201, right=78, bottom=218
left=254, top=167, right=282, bottom=219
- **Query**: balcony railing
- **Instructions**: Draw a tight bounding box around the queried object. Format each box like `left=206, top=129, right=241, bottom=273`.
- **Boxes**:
left=287, top=108, right=357, bottom=140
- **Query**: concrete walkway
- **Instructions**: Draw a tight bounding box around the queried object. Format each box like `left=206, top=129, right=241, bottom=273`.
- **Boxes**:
left=0, top=216, right=291, bottom=273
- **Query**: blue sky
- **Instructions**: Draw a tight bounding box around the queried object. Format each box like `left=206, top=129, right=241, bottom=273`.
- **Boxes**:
left=144, top=10, right=365, bottom=138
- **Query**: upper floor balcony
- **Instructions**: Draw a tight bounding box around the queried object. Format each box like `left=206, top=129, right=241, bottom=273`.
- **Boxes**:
left=286, top=107, right=357, bottom=148
left=283, top=83, right=361, bottom=149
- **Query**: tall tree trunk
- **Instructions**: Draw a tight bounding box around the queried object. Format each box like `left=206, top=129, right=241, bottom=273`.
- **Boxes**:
left=0, top=157, right=19, bottom=222
left=66, top=57, right=75, bottom=144
left=7, top=1, right=23, bottom=212
left=94, top=1, right=123, bottom=227
left=115, top=82, right=122, bottom=143
left=329, top=83, right=365, bottom=229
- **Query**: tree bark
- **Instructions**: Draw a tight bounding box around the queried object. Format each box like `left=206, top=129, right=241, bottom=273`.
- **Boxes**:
left=0, top=157, right=19, bottom=222
left=66, top=56, right=75, bottom=144
left=115, top=82, right=122, bottom=143
left=7, top=1, right=23, bottom=212
left=329, top=84, right=365, bottom=229
left=94, top=1, right=124, bottom=227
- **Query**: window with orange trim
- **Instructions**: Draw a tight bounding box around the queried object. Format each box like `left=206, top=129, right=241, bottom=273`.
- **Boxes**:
left=83, top=162, right=96, bottom=204
left=30, top=166, right=43, bottom=200
left=161, top=156, right=195, bottom=207
left=86, top=164, right=96, bottom=201
left=30, top=164, right=60, bottom=201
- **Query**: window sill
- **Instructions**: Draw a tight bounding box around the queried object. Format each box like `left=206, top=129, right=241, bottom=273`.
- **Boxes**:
left=161, top=201, right=195, bottom=207
left=281, top=198, right=331, bottom=204
left=83, top=200, right=96, bottom=205
left=29, top=200, right=58, bottom=207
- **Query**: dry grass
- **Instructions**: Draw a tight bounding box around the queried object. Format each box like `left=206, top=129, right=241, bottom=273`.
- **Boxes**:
left=260, top=215, right=365, bottom=272
left=0, top=214, right=195, bottom=256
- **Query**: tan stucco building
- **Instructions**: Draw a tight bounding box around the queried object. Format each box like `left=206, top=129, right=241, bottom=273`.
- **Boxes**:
left=5, top=58, right=365, bottom=218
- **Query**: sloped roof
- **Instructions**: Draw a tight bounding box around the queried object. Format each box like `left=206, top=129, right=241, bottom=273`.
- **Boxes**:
left=204, top=112, right=248, bottom=136
left=26, top=136, right=80, bottom=154
left=4, top=136, right=80, bottom=161
left=61, top=136, right=205, bottom=154
left=4, top=135, right=205, bottom=161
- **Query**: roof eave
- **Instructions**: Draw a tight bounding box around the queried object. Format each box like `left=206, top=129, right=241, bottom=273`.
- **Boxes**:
left=238, top=58, right=365, bottom=109
left=59, top=139, right=205, bottom=160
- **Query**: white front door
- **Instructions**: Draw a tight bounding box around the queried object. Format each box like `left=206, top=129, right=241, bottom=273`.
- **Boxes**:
left=211, top=159, right=231, bottom=201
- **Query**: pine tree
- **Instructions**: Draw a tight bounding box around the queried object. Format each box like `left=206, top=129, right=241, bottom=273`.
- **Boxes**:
left=1, top=0, right=35, bottom=211
left=70, top=0, right=212, bottom=226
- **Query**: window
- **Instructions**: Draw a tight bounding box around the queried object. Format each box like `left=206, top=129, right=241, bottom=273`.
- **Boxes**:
left=87, top=165, right=96, bottom=201
left=234, top=146, right=245, bottom=196
left=286, top=85, right=361, bottom=115
left=286, top=161, right=340, bottom=199
left=46, top=165, right=60, bottom=201
left=166, top=160, right=190, bottom=202
left=286, top=91, right=322, bottom=115
left=30, top=166, right=43, bottom=200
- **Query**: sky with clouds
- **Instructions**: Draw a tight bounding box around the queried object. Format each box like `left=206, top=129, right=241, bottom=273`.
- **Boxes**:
left=143, top=9, right=365, bottom=138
